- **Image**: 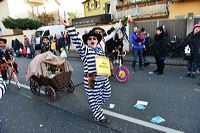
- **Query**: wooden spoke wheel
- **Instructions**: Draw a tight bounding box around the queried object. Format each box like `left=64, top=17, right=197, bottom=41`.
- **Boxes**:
left=67, top=80, right=75, bottom=93
left=45, top=86, right=56, bottom=101
left=30, top=79, right=40, bottom=96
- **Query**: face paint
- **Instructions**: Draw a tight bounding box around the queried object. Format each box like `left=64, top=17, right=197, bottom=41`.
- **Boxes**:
left=87, top=36, right=98, bottom=48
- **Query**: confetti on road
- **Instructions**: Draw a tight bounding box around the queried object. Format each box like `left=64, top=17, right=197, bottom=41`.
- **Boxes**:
left=148, top=72, right=153, bottom=74
left=151, top=116, right=165, bottom=124
left=134, top=104, right=146, bottom=110
left=108, top=104, right=115, bottom=109
left=136, top=100, right=148, bottom=106
left=134, top=100, right=148, bottom=110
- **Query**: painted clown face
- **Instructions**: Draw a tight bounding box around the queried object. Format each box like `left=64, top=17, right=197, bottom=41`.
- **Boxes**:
left=87, top=36, right=98, bottom=48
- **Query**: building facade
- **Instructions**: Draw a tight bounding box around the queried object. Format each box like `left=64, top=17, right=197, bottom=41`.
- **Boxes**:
left=0, top=0, right=60, bottom=36
left=169, top=0, right=200, bottom=19
left=72, top=0, right=112, bottom=27
left=111, top=0, right=169, bottom=20
left=82, top=0, right=110, bottom=17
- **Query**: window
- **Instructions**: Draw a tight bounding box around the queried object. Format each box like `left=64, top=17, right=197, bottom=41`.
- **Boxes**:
left=105, top=3, right=110, bottom=14
left=94, top=0, right=97, bottom=9
left=88, top=2, right=91, bottom=11
left=35, top=30, right=43, bottom=37
left=43, top=30, right=50, bottom=36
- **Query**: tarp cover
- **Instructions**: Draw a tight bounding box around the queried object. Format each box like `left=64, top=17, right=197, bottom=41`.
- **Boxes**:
left=26, top=51, right=73, bottom=79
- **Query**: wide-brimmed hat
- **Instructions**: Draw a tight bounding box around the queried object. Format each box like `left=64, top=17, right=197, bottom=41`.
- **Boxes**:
left=82, top=30, right=102, bottom=44
left=0, top=38, right=7, bottom=44
left=193, top=24, right=200, bottom=30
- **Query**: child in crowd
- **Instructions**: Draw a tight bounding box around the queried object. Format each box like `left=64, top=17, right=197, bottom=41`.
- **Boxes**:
left=0, top=38, right=18, bottom=81
left=41, top=36, right=50, bottom=53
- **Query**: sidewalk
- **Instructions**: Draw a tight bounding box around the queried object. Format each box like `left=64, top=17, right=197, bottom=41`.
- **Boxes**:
left=67, top=51, right=187, bottom=66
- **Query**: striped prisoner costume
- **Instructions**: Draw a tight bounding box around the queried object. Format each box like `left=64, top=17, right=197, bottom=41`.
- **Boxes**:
left=66, top=26, right=111, bottom=121
left=0, top=76, right=7, bottom=99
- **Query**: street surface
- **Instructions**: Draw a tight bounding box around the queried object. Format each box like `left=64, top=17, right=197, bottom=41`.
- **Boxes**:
left=0, top=55, right=200, bottom=133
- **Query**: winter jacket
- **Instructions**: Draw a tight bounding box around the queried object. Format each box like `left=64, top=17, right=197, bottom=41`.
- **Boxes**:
left=153, top=32, right=168, bottom=58
left=58, top=36, right=65, bottom=51
left=130, top=32, right=145, bottom=49
left=190, top=31, right=200, bottom=66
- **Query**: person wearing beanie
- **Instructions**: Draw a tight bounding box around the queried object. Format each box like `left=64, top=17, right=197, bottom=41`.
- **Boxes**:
left=152, top=26, right=168, bottom=75
left=185, top=23, right=200, bottom=78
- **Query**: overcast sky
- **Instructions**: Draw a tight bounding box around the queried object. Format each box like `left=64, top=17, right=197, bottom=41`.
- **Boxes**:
left=59, top=0, right=84, bottom=18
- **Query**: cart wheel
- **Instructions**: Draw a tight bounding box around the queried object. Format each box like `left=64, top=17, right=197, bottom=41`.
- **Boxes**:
left=30, top=79, right=40, bottom=96
left=68, top=80, right=75, bottom=93
left=45, top=86, right=56, bottom=101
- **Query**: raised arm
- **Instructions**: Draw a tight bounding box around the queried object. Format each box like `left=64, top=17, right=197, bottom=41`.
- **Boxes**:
left=62, top=19, right=87, bottom=57
left=104, top=20, right=123, bottom=42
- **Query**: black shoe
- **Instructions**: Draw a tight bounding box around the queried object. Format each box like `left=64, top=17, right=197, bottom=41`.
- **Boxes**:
left=157, top=72, right=163, bottom=75
left=185, top=73, right=191, bottom=77
left=99, top=117, right=110, bottom=125
left=191, top=74, right=196, bottom=78
left=143, top=62, right=150, bottom=67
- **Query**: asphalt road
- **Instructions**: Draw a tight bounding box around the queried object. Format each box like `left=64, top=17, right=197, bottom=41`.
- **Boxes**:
left=0, top=55, right=200, bottom=133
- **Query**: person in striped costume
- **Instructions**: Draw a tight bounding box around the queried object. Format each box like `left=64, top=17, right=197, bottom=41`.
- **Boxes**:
left=0, top=76, right=7, bottom=99
left=62, top=20, right=118, bottom=124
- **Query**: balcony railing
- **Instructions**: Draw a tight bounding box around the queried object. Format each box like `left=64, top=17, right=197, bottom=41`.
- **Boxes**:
left=116, top=0, right=167, bottom=11
left=28, top=0, right=45, bottom=4
left=115, top=0, right=168, bottom=19
left=72, top=14, right=112, bottom=26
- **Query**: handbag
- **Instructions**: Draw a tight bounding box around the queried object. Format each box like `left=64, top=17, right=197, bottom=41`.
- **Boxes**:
left=60, top=50, right=67, bottom=58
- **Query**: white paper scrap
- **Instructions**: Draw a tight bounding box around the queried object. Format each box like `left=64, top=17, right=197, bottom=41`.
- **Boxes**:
left=108, top=104, right=115, bottom=109
left=136, top=100, right=148, bottom=106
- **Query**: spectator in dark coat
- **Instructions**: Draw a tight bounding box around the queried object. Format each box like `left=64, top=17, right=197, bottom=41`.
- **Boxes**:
left=66, top=32, right=71, bottom=52
left=58, top=32, right=66, bottom=54
left=152, top=26, right=168, bottom=75
left=141, top=28, right=150, bottom=66
left=105, top=30, right=115, bottom=57
left=185, top=23, right=200, bottom=78
left=12, top=38, right=20, bottom=52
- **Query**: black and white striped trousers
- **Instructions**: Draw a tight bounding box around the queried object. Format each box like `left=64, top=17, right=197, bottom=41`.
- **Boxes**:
left=84, top=76, right=111, bottom=121
left=0, top=77, right=7, bottom=99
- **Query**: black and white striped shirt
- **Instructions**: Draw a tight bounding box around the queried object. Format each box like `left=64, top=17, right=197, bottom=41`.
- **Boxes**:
left=66, top=26, right=104, bottom=76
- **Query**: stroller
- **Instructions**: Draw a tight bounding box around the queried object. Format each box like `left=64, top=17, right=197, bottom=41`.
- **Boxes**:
left=26, top=51, right=74, bottom=101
